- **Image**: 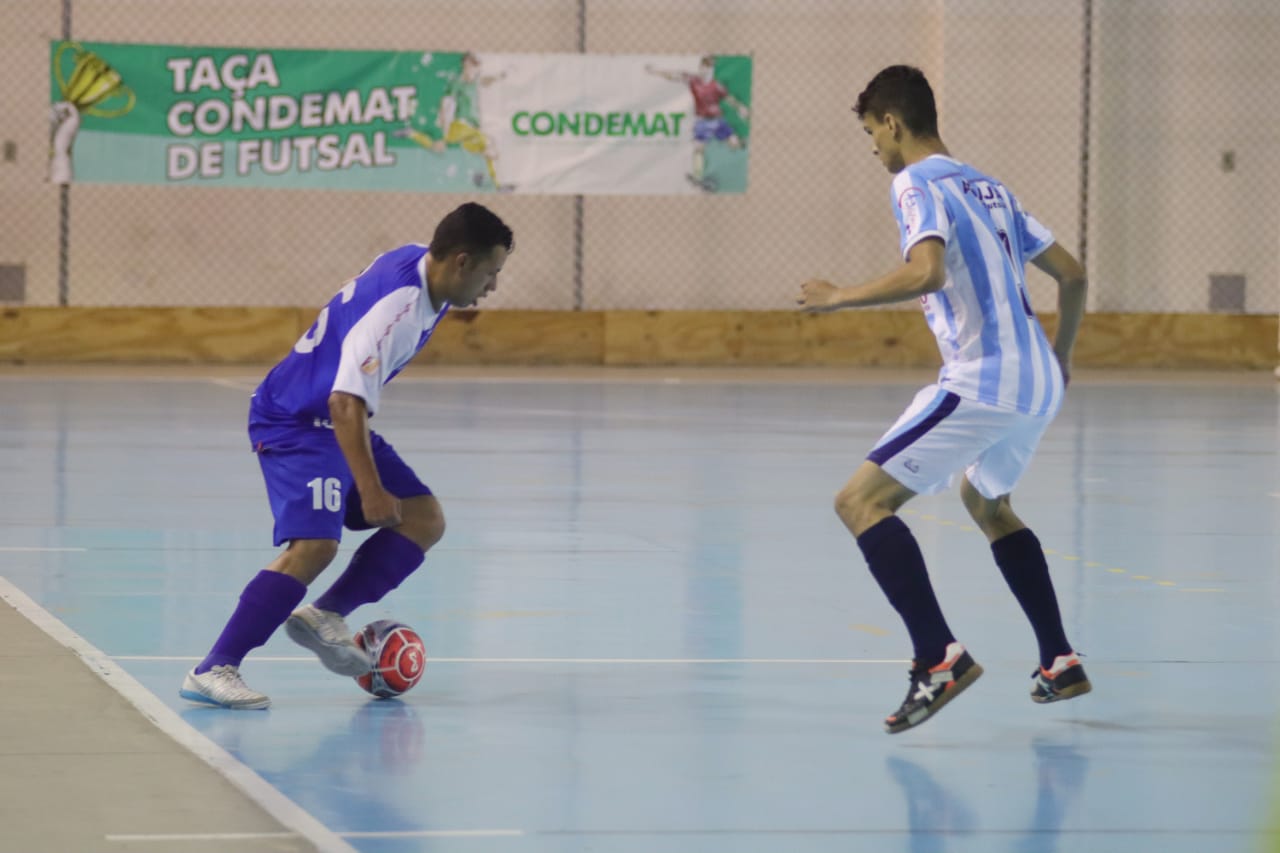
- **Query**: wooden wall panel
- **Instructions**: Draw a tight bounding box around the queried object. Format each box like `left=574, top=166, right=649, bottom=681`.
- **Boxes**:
left=414, top=310, right=604, bottom=365
left=601, top=311, right=940, bottom=367
left=0, top=307, right=304, bottom=364
left=1, top=307, right=1275, bottom=370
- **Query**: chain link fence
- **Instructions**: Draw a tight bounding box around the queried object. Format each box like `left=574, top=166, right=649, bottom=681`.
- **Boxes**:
left=1, top=0, right=1277, bottom=315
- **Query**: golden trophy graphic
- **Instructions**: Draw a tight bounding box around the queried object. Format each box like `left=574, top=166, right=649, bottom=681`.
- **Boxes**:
left=49, top=42, right=135, bottom=184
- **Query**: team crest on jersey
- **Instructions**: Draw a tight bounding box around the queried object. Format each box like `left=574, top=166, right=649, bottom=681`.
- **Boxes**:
left=360, top=355, right=380, bottom=375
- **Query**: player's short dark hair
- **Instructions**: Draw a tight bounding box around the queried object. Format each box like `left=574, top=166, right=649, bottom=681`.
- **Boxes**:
left=431, top=202, right=514, bottom=260
left=854, top=65, right=939, bottom=138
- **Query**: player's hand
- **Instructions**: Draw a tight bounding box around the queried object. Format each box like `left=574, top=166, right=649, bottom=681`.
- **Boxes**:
left=1054, top=351, right=1072, bottom=388
left=797, top=279, right=840, bottom=313
left=360, top=487, right=403, bottom=528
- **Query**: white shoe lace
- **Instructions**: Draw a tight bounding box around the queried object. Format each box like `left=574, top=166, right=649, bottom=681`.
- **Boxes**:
left=205, top=665, right=264, bottom=702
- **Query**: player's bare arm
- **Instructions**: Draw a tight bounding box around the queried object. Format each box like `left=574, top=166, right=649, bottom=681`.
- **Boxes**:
left=328, top=390, right=402, bottom=527
left=644, top=64, right=686, bottom=83
left=798, top=238, right=945, bottom=312
left=1031, top=242, right=1088, bottom=384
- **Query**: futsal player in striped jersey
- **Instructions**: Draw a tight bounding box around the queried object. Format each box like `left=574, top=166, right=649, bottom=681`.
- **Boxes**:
left=181, top=202, right=513, bottom=709
left=797, top=66, right=1091, bottom=733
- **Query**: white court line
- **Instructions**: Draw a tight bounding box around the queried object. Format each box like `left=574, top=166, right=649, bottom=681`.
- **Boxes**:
left=0, top=547, right=88, bottom=552
left=116, top=655, right=907, bottom=665
left=106, top=833, right=298, bottom=843
left=210, top=375, right=872, bottom=432
left=342, top=830, right=524, bottom=838
left=385, top=395, right=876, bottom=432
left=107, top=829, right=524, bottom=843
left=0, top=578, right=359, bottom=853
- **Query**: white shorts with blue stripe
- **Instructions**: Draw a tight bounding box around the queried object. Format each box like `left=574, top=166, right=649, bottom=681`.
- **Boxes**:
left=867, top=384, right=1060, bottom=498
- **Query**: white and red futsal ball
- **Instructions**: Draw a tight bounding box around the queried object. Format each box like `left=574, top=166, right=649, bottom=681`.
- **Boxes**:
left=354, top=620, right=427, bottom=698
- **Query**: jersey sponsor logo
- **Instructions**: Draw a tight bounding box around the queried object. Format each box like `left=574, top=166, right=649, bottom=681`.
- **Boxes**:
left=898, top=186, right=925, bottom=236
left=361, top=355, right=380, bottom=375
left=961, top=179, right=1008, bottom=211
left=374, top=298, right=417, bottom=352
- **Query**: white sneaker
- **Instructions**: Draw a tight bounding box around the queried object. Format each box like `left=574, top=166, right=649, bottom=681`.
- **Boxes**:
left=179, top=665, right=270, bottom=710
left=285, top=604, right=372, bottom=676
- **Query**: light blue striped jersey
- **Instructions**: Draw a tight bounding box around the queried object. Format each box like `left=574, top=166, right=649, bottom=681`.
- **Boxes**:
left=251, top=244, right=449, bottom=422
left=891, top=154, right=1062, bottom=415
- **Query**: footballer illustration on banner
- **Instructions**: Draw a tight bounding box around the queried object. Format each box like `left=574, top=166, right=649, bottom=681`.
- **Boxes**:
left=393, top=52, right=515, bottom=193
left=645, top=55, right=751, bottom=193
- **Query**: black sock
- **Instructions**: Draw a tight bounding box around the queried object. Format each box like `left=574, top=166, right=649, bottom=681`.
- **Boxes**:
left=992, top=528, right=1072, bottom=669
left=856, top=516, right=956, bottom=666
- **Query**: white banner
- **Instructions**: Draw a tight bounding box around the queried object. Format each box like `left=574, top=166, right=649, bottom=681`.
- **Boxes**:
left=471, top=52, right=752, bottom=195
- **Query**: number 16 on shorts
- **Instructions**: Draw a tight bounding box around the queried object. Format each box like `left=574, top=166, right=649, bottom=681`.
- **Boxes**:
left=308, top=477, right=343, bottom=512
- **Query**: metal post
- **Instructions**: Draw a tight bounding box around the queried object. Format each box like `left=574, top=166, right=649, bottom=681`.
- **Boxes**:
left=572, top=0, right=586, bottom=311
left=1077, top=0, right=1093, bottom=271
left=57, top=0, right=72, bottom=306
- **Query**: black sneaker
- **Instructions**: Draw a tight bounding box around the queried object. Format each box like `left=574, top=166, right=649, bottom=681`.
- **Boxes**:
left=885, top=642, right=984, bottom=734
left=1030, top=653, right=1092, bottom=704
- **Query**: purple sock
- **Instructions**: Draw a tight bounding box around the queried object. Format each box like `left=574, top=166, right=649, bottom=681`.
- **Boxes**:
left=312, top=529, right=425, bottom=617
left=196, top=570, right=307, bottom=673
left=992, top=528, right=1072, bottom=669
left=856, top=515, right=956, bottom=666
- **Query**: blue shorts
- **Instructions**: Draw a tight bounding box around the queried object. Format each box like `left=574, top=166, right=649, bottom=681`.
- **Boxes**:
left=249, top=416, right=432, bottom=546
left=693, top=117, right=734, bottom=142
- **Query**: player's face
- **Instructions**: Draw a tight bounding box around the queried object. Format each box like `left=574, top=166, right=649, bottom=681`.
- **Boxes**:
left=862, top=114, right=905, bottom=174
left=451, top=246, right=508, bottom=307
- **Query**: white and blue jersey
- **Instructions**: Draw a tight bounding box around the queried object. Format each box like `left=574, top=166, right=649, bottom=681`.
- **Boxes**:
left=251, top=244, right=450, bottom=423
left=891, top=155, right=1061, bottom=415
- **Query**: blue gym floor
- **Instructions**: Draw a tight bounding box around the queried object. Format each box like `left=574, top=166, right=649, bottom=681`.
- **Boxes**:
left=3, top=367, right=1278, bottom=852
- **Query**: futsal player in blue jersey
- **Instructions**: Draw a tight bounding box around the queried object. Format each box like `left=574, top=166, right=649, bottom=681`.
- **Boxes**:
left=797, top=66, right=1091, bottom=733
left=181, top=202, right=513, bottom=709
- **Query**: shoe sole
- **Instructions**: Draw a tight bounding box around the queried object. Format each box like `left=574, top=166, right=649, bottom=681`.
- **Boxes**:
left=886, top=663, right=985, bottom=735
left=179, top=687, right=270, bottom=710
left=285, top=615, right=372, bottom=676
left=1032, top=678, right=1093, bottom=704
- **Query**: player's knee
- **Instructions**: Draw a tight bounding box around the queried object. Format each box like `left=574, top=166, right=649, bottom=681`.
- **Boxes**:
left=961, top=483, right=1020, bottom=537
left=277, top=538, right=340, bottom=583
left=294, top=538, right=339, bottom=563
left=419, top=511, right=446, bottom=550
left=834, top=483, right=875, bottom=529
left=398, top=497, right=446, bottom=551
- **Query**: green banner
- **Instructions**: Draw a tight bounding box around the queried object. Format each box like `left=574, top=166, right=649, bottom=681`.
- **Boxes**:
left=48, top=41, right=753, bottom=195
